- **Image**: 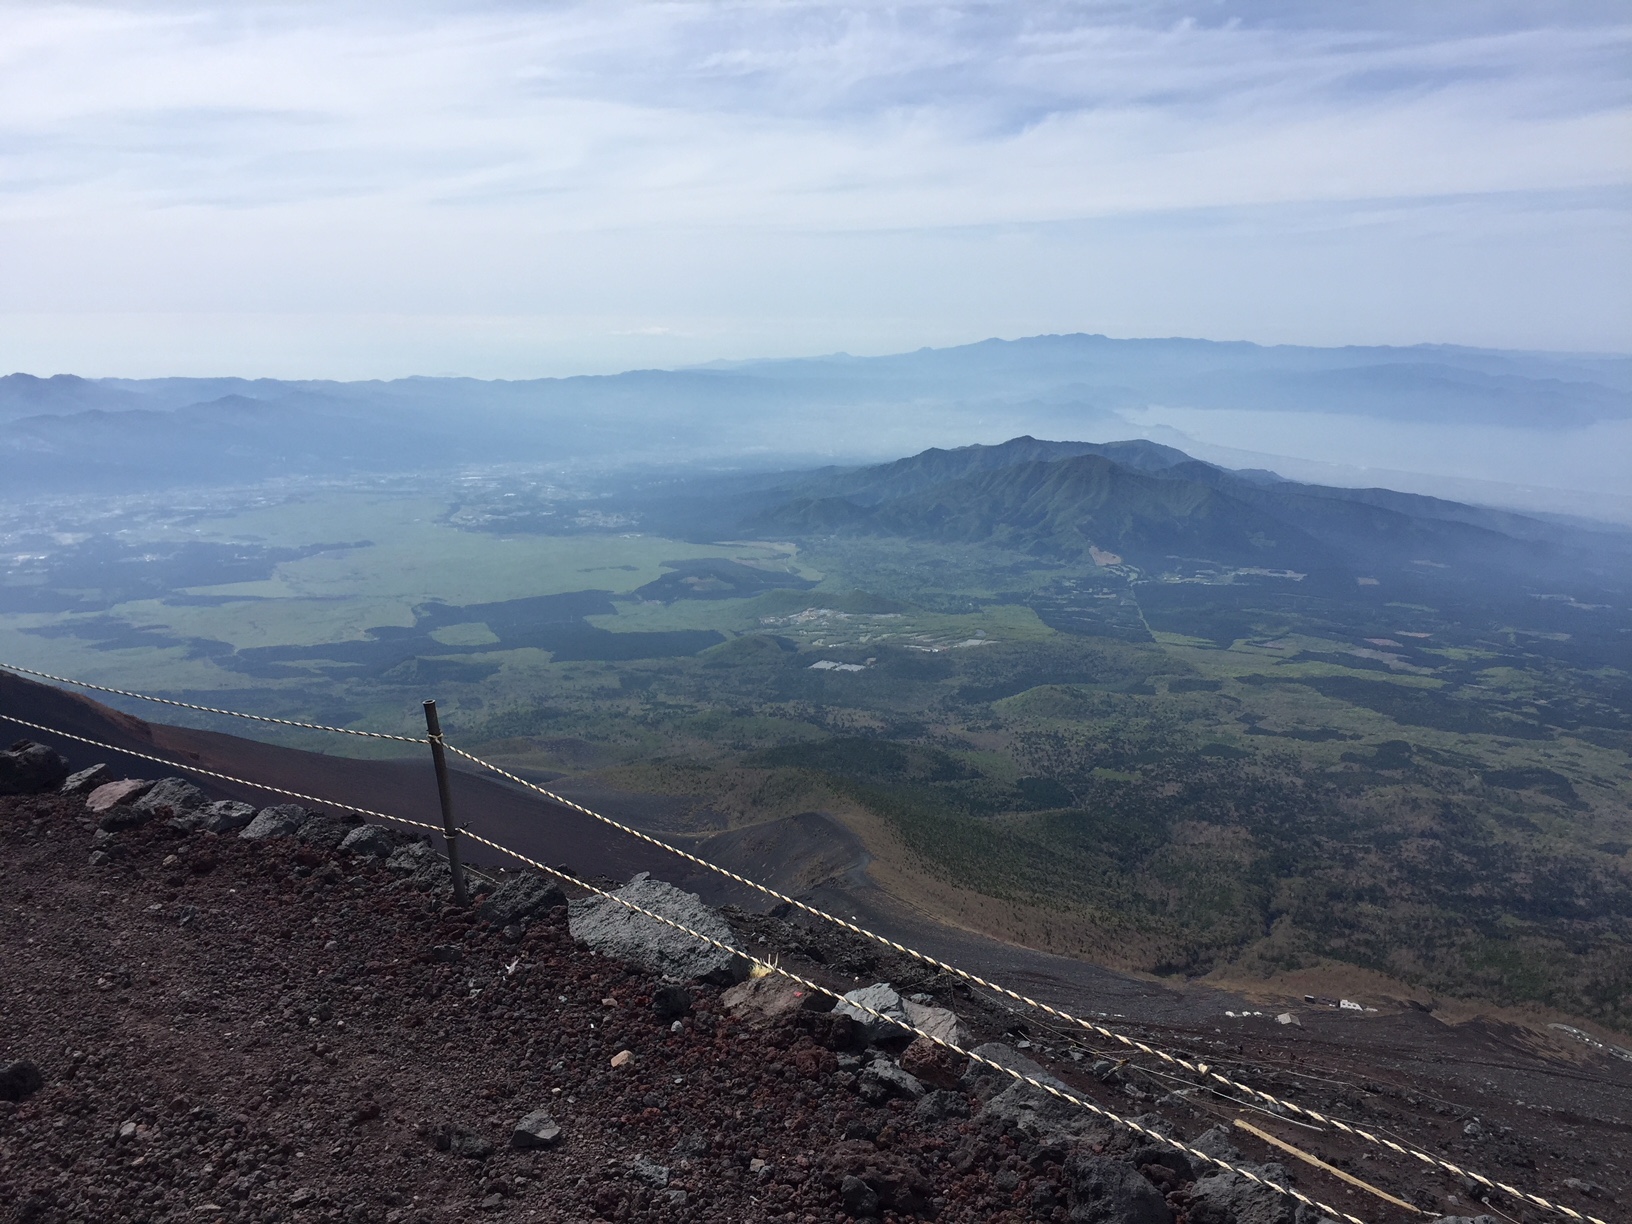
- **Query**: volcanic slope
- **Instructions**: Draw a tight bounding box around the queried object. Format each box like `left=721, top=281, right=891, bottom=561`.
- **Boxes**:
left=2, top=679, right=1630, bottom=1222
left=0, top=780, right=1623, bottom=1224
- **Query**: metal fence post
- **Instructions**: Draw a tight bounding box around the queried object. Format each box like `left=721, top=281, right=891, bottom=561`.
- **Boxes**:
left=422, top=699, right=470, bottom=907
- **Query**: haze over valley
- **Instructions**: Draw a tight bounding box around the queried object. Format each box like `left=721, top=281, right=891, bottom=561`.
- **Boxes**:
left=4, top=4, right=1630, bottom=1219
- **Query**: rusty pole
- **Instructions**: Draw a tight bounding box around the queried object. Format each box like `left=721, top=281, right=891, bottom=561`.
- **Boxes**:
left=421, top=699, right=469, bottom=907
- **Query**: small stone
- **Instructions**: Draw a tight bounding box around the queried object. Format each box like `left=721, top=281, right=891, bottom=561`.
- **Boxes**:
left=239, top=804, right=309, bottom=841
left=914, top=1088, right=971, bottom=1124
left=431, top=945, right=463, bottom=964
left=338, top=823, right=394, bottom=858
left=510, top=1109, right=561, bottom=1150
left=610, top=1050, right=633, bottom=1068
left=133, top=777, right=206, bottom=817
left=60, top=763, right=109, bottom=795
left=430, top=1126, right=494, bottom=1160
left=118, top=1120, right=138, bottom=1141
left=841, top=1175, right=880, bottom=1215
left=630, top=1154, right=669, bottom=1187
left=721, top=974, right=821, bottom=1026
left=900, top=1036, right=964, bottom=1090
left=858, top=1058, right=925, bottom=1104
left=197, top=800, right=257, bottom=835
left=288, top=1188, right=314, bottom=1207
left=651, top=984, right=692, bottom=1020
left=0, top=740, right=71, bottom=796
left=0, top=1059, right=44, bottom=1102
left=85, top=778, right=154, bottom=813
left=88, top=850, right=112, bottom=867
left=478, top=873, right=566, bottom=926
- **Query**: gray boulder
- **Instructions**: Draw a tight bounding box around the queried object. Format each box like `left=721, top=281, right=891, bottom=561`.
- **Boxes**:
left=1066, top=1151, right=1172, bottom=1224
left=903, top=997, right=972, bottom=1046
left=60, top=763, right=109, bottom=795
left=834, top=982, right=912, bottom=1042
left=296, top=812, right=360, bottom=851
left=568, top=873, right=748, bottom=985
left=1189, top=1124, right=1245, bottom=1165
left=630, top=1155, right=670, bottom=1188
left=133, top=777, right=206, bottom=817
left=858, top=1059, right=925, bottom=1104
left=1189, top=1163, right=1296, bottom=1224
left=0, top=741, right=71, bottom=796
left=199, top=800, right=257, bottom=834
left=239, top=804, right=310, bottom=840
left=338, top=824, right=394, bottom=858
left=974, top=1042, right=1098, bottom=1142
left=0, top=1058, right=44, bottom=1102
left=85, top=778, right=153, bottom=814
left=479, top=873, right=567, bottom=926
left=387, top=840, right=452, bottom=890
left=914, top=1089, right=971, bottom=1124
left=510, top=1109, right=561, bottom=1150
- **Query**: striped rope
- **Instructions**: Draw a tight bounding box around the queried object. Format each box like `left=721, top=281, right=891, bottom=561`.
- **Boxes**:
left=0, top=712, right=443, bottom=837
left=0, top=662, right=426, bottom=744
left=12, top=707, right=1611, bottom=1224
left=445, top=741, right=1608, bottom=1224
left=450, top=829, right=1370, bottom=1224
left=0, top=666, right=1602, bottom=1224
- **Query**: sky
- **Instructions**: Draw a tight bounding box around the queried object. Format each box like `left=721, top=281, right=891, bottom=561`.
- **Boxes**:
left=1, top=1, right=1628, bottom=378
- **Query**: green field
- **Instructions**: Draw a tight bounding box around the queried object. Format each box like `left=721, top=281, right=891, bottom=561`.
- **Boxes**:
left=2, top=480, right=1628, bottom=1029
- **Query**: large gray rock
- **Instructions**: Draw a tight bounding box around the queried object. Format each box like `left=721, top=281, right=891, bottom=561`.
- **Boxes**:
left=0, top=1058, right=45, bottom=1102
left=833, top=982, right=911, bottom=1042
left=296, top=812, right=361, bottom=851
left=239, top=804, right=310, bottom=840
left=479, top=873, right=567, bottom=926
left=85, top=778, right=153, bottom=814
left=1066, top=1151, right=1172, bottom=1224
left=386, top=840, right=452, bottom=890
left=60, top=763, right=108, bottom=795
left=858, top=1058, right=925, bottom=1104
left=974, top=1042, right=1098, bottom=1142
left=198, top=800, right=257, bottom=834
left=132, top=777, right=206, bottom=817
left=510, top=1109, right=561, bottom=1150
left=1188, top=1124, right=1245, bottom=1164
left=903, top=998, right=972, bottom=1047
left=1188, top=1162, right=1296, bottom=1224
left=568, top=873, right=748, bottom=985
left=0, top=741, right=71, bottom=796
left=338, top=824, right=394, bottom=858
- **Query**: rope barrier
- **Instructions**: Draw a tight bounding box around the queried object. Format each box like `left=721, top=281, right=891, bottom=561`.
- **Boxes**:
left=442, top=743, right=1599, bottom=1223
left=0, top=708, right=1368, bottom=1219
left=1, top=670, right=1607, bottom=1224
left=0, top=662, right=426, bottom=744
left=449, top=829, right=1370, bottom=1224
left=0, top=712, right=443, bottom=838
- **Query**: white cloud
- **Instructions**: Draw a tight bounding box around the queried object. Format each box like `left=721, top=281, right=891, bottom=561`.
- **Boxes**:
left=0, top=1, right=1626, bottom=374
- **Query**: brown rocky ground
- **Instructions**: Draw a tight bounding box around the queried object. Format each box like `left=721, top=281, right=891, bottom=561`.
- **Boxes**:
left=0, top=771, right=1625, bottom=1224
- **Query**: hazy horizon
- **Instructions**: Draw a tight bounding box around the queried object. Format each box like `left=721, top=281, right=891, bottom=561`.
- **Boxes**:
left=3, top=1, right=1628, bottom=379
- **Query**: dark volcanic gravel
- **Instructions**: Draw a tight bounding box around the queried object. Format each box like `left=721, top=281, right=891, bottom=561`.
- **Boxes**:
left=2, top=784, right=1625, bottom=1224
left=0, top=793, right=1143, bottom=1224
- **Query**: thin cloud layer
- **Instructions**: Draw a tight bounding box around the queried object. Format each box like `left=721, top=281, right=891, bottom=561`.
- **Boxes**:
left=0, top=1, right=1627, bottom=375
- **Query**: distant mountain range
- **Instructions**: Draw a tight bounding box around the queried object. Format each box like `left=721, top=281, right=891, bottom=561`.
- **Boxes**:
left=3, top=333, right=1627, bottom=495
left=644, top=436, right=1631, bottom=588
